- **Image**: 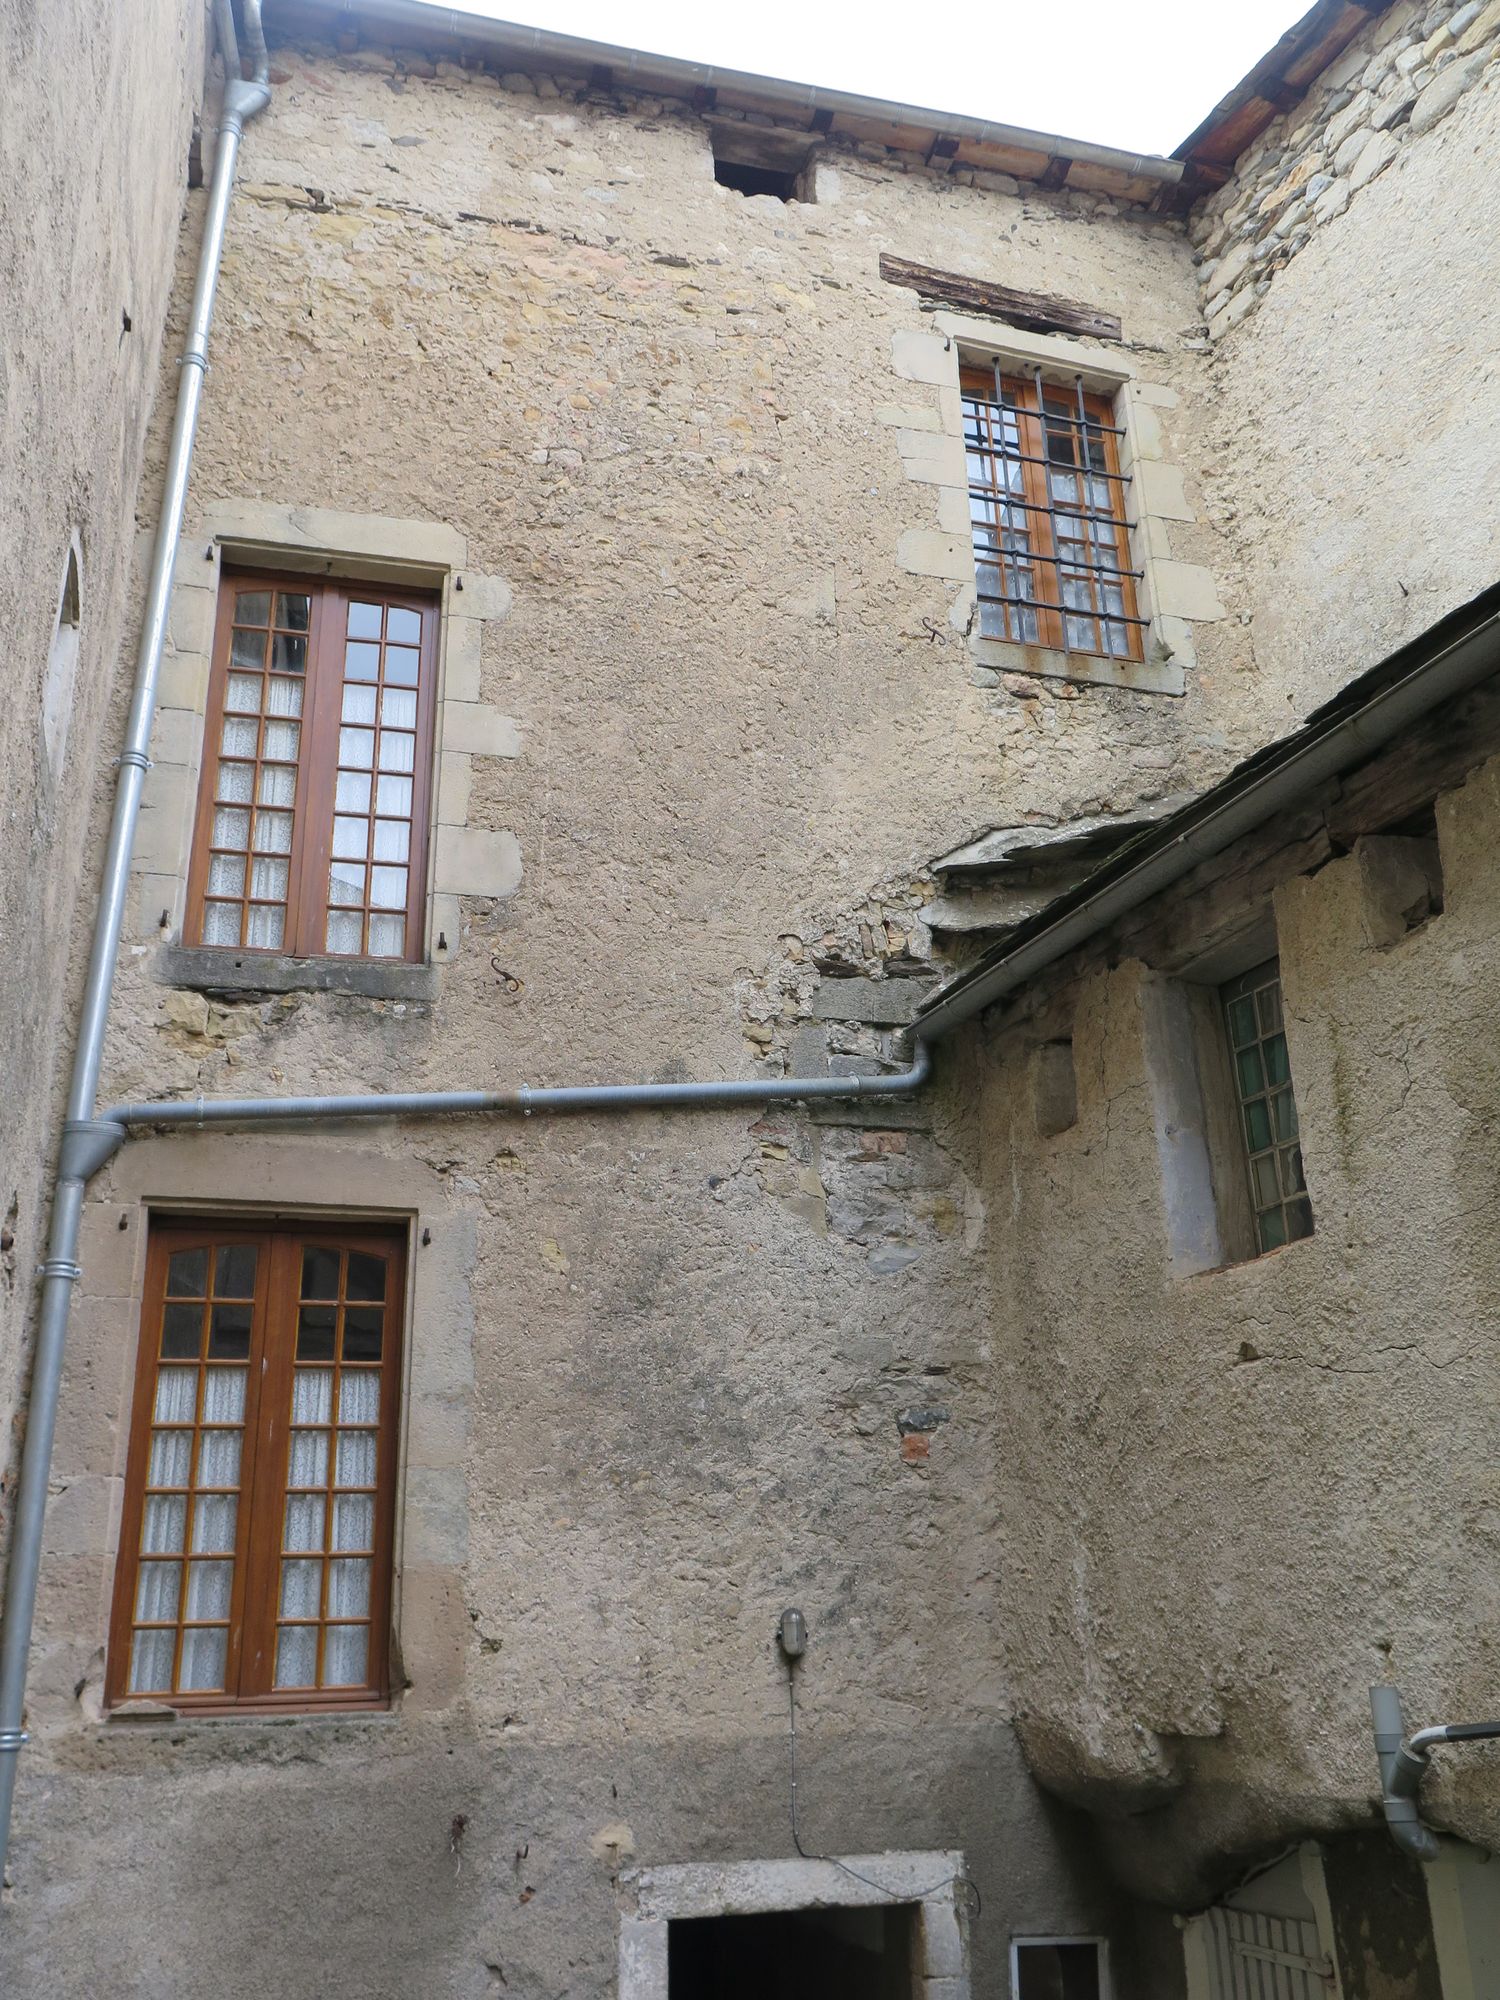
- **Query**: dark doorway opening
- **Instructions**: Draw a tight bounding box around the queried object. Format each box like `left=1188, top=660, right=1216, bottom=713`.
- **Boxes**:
left=669, top=1903, right=916, bottom=1999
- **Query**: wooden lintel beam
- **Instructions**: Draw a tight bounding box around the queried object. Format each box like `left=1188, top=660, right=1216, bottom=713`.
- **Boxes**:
left=878, top=252, right=1122, bottom=343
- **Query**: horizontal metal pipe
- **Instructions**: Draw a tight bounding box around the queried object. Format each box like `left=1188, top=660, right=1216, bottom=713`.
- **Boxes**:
left=916, top=606, right=1500, bottom=1042
left=105, top=1039, right=931, bottom=1130
left=273, top=0, right=1183, bottom=187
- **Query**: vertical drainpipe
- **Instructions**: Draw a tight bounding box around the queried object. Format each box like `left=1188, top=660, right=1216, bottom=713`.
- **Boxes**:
left=0, top=0, right=271, bottom=1882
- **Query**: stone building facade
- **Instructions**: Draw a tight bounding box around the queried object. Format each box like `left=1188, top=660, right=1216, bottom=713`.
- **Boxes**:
left=4, top=1, right=1500, bottom=1995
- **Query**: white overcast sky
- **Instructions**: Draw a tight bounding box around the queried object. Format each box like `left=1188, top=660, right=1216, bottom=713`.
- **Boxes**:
left=412, top=1, right=1310, bottom=155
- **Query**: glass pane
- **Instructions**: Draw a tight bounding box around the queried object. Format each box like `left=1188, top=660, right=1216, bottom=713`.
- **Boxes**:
left=380, top=687, right=417, bottom=730
left=1287, top=1196, right=1314, bottom=1241
left=275, top=1624, right=318, bottom=1688
left=216, top=760, right=254, bottom=805
left=339, top=727, right=375, bottom=768
left=387, top=606, right=421, bottom=645
left=384, top=647, right=419, bottom=688
left=1257, top=1206, right=1289, bottom=1252
left=202, top=902, right=241, bottom=947
left=302, top=1246, right=341, bottom=1299
left=377, top=732, right=415, bottom=775
left=1272, top=1088, right=1298, bottom=1142
left=263, top=719, right=299, bottom=763
left=226, top=673, right=262, bottom=711
left=288, top=1430, right=329, bottom=1488
left=185, top=1559, right=234, bottom=1620
left=344, top=642, right=381, bottom=681
left=372, top=819, right=410, bottom=863
left=347, top=601, right=383, bottom=640
left=167, top=1247, right=209, bottom=1295
left=230, top=629, right=267, bottom=668
left=129, top=1627, right=176, bottom=1694
left=328, top=1559, right=371, bottom=1619
left=323, top=1624, right=369, bottom=1687
left=215, top=1244, right=257, bottom=1297
left=160, top=1301, right=202, bottom=1358
left=211, top=806, right=250, bottom=849
left=280, top=1558, right=323, bottom=1619
left=338, top=1368, right=380, bottom=1422
left=367, top=914, right=405, bottom=959
left=249, top=856, right=289, bottom=901
left=370, top=866, right=407, bottom=910
left=375, top=775, right=412, bottom=817
left=341, top=683, right=378, bottom=726
left=297, top=1306, right=337, bottom=1361
left=335, top=771, right=371, bottom=814
left=197, top=1429, right=242, bottom=1486
left=346, top=1254, right=386, bottom=1303
left=235, top=591, right=272, bottom=626
left=266, top=674, right=304, bottom=718
left=207, top=853, right=246, bottom=896
left=283, top=1493, right=326, bottom=1553
left=179, top=1625, right=228, bottom=1692
left=1264, top=1033, right=1290, bottom=1086
left=220, top=715, right=259, bottom=759
left=329, top=861, right=365, bottom=907
left=154, top=1367, right=197, bottom=1424
left=202, top=1366, right=247, bottom=1424
left=332, top=1494, right=375, bottom=1551
left=134, top=1561, right=181, bottom=1623
left=257, top=762, right=296, bottom=808
left=278, top=592, right=311, bottom=632
left=1244, top=1099, right=1272, bottom=1152
left=148, top=1429, right=193, bottom=1487
left=191, top=1493, right=238, bottom=1553
left=143, top=1493, right=188, bottom=1554
left=1251, top=1153, right=1281, bottom=1208
left=1235, top=1046, right=1265, bottom=1097
left=271, top=633, right=307, bottom=674
left=1257, top=984, right=1283, bottom=1034
left=1282, top=1144, right=1306, bottom=1194
left=332, top=816, right=369, bottom=860
left=342, top=1310, right=383, bottom=1365
left=245, top=904, right=285, bottom=950
left=326, top=908, right=364, bottom=954
left=1227, top=995, right=1256, bottom=1046
left=252, top=809, right=293, bottom=854
left=208, top=1302, right=252, bottom=1359
left=291, top=1366, right=334, bottom=1424
left=335, top=1432, right=378, bottom=1488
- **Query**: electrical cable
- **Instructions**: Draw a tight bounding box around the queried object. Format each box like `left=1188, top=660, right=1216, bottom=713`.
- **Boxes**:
left=784, top=1664, right=981, bottom=1919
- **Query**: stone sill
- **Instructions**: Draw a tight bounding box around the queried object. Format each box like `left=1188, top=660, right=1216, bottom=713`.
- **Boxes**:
left=970, top=633, right=1184, bottom=695
left=153, top=944, right=440, bottom=1001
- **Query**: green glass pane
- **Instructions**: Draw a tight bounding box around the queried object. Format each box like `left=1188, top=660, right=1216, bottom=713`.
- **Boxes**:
left=1252, top=1153, right=1282, bottom=1207
left=1286, top=1197, right=1314, bottom=1242
left=1256, top=983, right=1283, bottom=1034
left=1281, top=1145, right=1306, bottom=1194
left=1272, top=1088, right=1299, bottom=1141
left=1244, top=1098, right=1272, bottom=1151
left=1227, top=995, right=1257, bottom=1046
left=1264, top=1033, right=1290, bottom=1086
left=1258, top=1206, right=1288, bottom=1252
left=1236, top=1045, right=1266, bottom=1097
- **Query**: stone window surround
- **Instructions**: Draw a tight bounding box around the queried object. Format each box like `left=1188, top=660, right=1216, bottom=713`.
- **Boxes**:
left=886, top=316, right=1224, bottom=695
left=618, top=1851, right=971, bottom=1998
left=134, top=501, right=521, bottom=998
left=31, top=1133, right=474, bottom=1735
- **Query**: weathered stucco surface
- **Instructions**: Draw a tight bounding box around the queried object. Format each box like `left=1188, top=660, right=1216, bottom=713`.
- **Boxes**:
left=0, top=0, right=205, bottom=1498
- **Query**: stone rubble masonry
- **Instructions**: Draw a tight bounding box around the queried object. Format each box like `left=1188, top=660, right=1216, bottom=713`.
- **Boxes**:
left=1194, top=0, right=1500, bottom=338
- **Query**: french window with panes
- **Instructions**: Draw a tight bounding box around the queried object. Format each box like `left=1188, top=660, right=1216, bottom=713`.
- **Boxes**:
left=961, top=366, right=1144, bottom=663
left=107, top=1221, right=404, bottom=1710
left=186, top=572, right=438, bottom=960
left=1221, top=960, right=1313, bottom=1254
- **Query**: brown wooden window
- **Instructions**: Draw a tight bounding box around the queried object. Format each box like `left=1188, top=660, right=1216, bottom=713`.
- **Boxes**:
left=107, top=1220, right=405, bottom=1712
left=186, top=572, right=439, bottom=960
left=961, top=367, right=1144, bottom=662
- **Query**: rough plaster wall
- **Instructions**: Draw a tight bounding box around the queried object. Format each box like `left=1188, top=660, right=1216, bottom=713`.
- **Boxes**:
left=0, top=0, right=205, bottom=1509
left=958, top=754, right=1500, bottom=1902
left=1203, top=0, right=1500, bottom=728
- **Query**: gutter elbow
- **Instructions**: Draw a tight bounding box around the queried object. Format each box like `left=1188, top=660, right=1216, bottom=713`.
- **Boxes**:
left=1382, top=1793, right=1443, bottom=1863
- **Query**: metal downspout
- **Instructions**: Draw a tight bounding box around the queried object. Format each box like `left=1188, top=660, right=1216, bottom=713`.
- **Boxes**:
left=0, top=1, right=271, bottom=1879
left=1371, top=1686, right=1500, bottom=1862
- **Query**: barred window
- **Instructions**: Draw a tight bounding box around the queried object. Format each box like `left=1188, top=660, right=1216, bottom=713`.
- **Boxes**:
left=1222, top=960, right=1313, bottom=1255
left=962, top=367, right=1144, bottom=663
left=186, top=572, right=438, bottom=961
left=107, top=1220, right=405, bottom=1711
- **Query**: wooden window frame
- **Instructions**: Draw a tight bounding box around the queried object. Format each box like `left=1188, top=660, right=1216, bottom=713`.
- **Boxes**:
left=1220, top=959, right=1313, bottom=1256
left=185, top=569, right=440, bottom=963
left=106, top=1217, right=407, bottom=1715
left=960, top=367, right=1144, bottom=664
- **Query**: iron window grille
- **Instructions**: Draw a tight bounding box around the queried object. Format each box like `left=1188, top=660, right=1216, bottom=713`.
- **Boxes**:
left=1222, top=959, right=1313, bottom=1254
left=961, top=365, right=1145, bottom=664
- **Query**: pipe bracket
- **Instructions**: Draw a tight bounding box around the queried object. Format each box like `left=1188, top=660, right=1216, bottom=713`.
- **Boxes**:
left=58, top=1118, right=128, bottom=1183
left=0, top=1730, right=30, bottom=1754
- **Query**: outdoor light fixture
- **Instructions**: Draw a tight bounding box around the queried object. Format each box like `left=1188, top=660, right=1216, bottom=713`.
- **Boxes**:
left=777, top=1607, right=808, bottom=1661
